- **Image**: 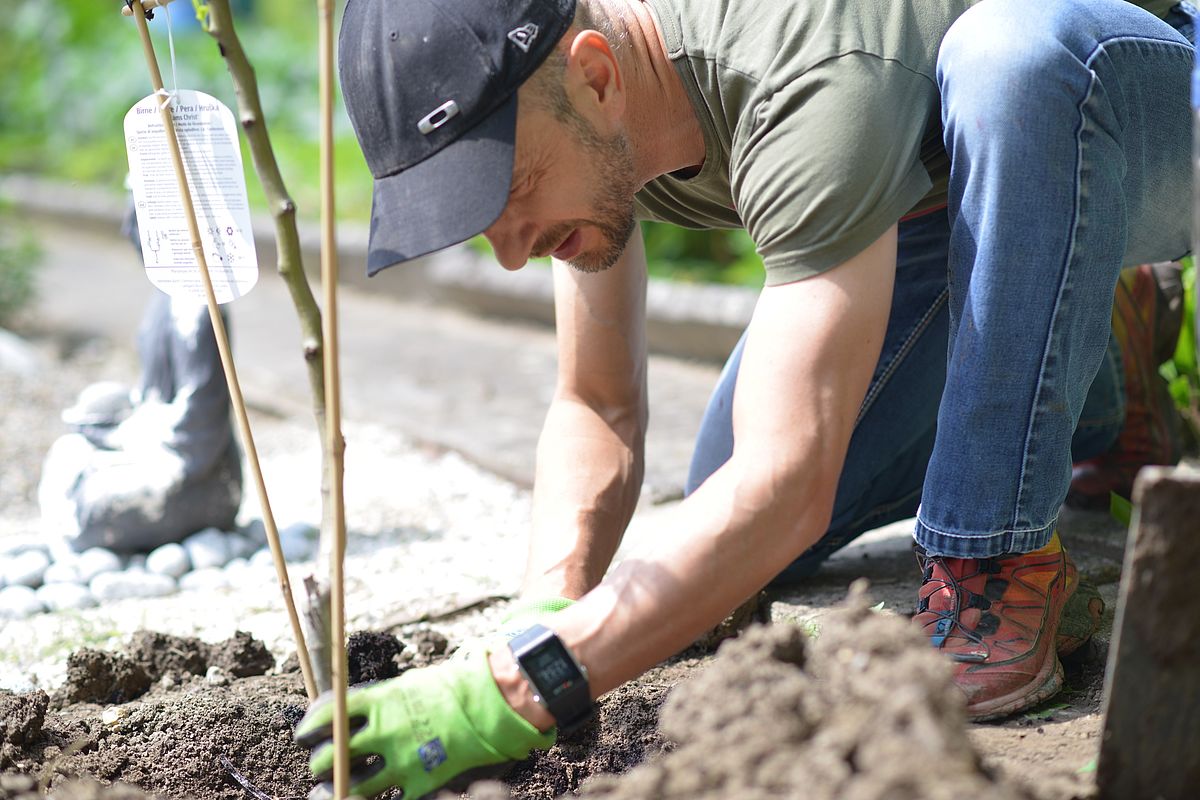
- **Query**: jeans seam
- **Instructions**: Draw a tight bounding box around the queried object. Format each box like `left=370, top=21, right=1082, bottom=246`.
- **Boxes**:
left=1012, top=64, right=1098, bottom=529
left=916, top=513, right=1059, bottom=540
left=855, top=287, right=949, bottom=429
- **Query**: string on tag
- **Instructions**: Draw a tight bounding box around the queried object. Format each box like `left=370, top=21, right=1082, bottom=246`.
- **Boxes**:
left=162, top=0, right=180, bottom=109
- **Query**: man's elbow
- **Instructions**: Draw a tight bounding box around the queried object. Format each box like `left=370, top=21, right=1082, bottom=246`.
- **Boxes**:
left=728, top=449, right=841, bottom=551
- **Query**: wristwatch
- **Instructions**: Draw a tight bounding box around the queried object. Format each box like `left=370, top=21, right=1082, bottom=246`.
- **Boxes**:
left=507, top=624, right=595, bottom=735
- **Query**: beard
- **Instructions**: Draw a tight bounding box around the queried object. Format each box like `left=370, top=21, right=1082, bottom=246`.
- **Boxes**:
left=533, top=113, right=638, bottom=274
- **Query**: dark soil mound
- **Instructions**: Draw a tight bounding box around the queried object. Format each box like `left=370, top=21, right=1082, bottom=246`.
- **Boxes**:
left=573, top=582, right=1030, bottom=800
left=347, top=630, right=405, bottom=684
left=52, top=652, right=151, bottom=709
left=10, top=675, right=311, bottom=800
left=207, top=632, right=275, bottom=679
left=125, top=630, right=274, bottom=682
left=0, top=692, right=49, bottom=771
left=2, top=630, right=309, bottom=800
left=124, top=633, right=208, bottom=681
left=504, top=675, right=675, bottom=799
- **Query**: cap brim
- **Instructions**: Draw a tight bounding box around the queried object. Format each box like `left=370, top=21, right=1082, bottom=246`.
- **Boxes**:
left=365, top=94, right=516, bottom=276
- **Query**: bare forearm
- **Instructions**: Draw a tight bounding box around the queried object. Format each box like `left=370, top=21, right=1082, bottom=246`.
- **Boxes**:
left=523, top=394, right=645, bottom=598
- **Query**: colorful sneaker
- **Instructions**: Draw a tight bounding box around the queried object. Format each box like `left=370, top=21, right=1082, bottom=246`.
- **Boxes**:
left=1068, top=262, right=1185, bottom=510
left=914, top=532, right=1076, bottom=721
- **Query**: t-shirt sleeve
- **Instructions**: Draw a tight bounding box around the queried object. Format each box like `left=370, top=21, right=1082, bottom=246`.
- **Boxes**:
left=732, top=54, right=938, bottom=286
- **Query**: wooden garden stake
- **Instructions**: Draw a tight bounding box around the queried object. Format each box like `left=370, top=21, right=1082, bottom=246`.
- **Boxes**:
left=317, top=0, right=351, bottom=792
left=125, top=0, right=319, bottom=702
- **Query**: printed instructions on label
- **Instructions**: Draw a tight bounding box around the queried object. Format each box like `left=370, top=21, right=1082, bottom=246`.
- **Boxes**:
left=124, top=89, right=258, bottom=304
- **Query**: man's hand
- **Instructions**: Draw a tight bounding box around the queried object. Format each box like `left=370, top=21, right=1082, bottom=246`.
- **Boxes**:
left=294, top=650, right=555, bottom=799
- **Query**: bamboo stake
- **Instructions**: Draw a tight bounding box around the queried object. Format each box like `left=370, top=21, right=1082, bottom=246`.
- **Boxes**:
left=127, top=1, right=318, bottom=702
left=316, top=0, right=350, bottom=792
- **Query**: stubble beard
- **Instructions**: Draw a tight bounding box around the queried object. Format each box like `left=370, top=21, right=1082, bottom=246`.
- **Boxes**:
left=563, top=121, right=639, bottom=274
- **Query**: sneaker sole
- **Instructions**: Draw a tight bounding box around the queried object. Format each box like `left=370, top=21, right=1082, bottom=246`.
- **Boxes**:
left=966, top=656, right=1065, bottom=722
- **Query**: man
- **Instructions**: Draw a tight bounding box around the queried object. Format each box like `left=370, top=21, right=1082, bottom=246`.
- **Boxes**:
left=297, top=0, right=1192, bottom=795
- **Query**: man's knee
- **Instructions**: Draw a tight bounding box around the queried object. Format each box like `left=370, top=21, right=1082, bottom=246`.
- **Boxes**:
left=937, top=0, right=1090, bottom=118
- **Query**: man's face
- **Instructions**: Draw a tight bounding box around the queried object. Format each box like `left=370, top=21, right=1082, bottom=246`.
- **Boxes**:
left=482, top=98, right=638, bottom=273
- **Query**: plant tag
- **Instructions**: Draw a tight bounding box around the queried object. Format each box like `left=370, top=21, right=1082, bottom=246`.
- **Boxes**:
left=124, top=89, right=258, bottom=303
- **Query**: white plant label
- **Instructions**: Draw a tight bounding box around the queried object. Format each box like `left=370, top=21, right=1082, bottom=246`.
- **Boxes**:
left=124, top=90, right=258, bottom=304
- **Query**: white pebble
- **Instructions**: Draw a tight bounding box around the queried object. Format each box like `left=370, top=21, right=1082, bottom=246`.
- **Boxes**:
left=3, top=550, right=51, bottom=588
left=0, top=586, right=46, bottom=619
left=0, top=536, right=49, bottom=559
left=77, top=547, right=123, bottom=582
left=146, top=543, right=191, bottom=579
left=42, top=561, right=83, bottom=585
left=225, top=532, right=258, bottom=560
left=36, top=583, right=96, bottom=612
left=182, top=527, right=231, bottom=570
left=249, top=547, right=276, bottom=570
left=278, top=521, right=318, bottom=561
left=205, top=665, right=230, bottom=686
left=179, top=567, right=229, bottom=592
left=90, top=570, right=177, bottom=602
left=101, top=705, right=131, bottom=726
left=239, top=519, right=267, bottom=547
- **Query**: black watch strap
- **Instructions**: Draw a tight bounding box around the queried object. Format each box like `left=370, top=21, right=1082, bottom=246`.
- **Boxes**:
left=507, top=624, right=594, bottom=735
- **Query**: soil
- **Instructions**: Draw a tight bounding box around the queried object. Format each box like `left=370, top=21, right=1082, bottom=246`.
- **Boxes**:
left=0, top=584, right=1103, bottom=800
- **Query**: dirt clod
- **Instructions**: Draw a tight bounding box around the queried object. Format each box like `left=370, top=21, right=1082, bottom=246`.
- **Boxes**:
left=0, top=692, right=49, bottom=770
left=575, top=582, right=1031, bottom=800
left=397, top=626, right=450, bottom=669
left=53, top=651, right=151, bottom=709
left=347, top=631, right=405, bottom=685
left=207, top=631, right=274, bottom=679
left=124, top=632, right=208, bottom=682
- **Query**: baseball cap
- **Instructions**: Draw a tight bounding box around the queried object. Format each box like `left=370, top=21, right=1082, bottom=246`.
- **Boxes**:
left=339, top=0, right=577, bottom=275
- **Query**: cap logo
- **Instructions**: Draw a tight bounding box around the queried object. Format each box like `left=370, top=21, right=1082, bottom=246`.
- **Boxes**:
left=417, top=100, right=460, bottom=135
left=507, top=23, right=539, bottom=52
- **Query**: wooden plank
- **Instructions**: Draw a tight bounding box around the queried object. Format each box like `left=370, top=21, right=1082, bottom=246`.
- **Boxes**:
left=1098, top=465, right=1200, bottom=800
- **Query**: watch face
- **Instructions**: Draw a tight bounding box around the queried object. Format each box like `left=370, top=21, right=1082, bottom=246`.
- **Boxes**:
left=526, top=638, right=585, bottom=699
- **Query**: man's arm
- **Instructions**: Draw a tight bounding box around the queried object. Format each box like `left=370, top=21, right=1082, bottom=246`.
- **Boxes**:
left=522, top=227, right=650, bottom=600
left=494, top=225, right=898, bottom=727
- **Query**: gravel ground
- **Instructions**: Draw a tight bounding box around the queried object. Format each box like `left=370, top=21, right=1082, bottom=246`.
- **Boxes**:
left=0, top=323, right=538, bottom=691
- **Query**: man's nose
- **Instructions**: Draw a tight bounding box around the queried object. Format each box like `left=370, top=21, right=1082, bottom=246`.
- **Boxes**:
left=482, top=216, right=537, bottom=271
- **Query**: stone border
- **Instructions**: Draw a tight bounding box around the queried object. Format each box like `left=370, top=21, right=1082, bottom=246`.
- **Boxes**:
left=0, top=174, right=755, bottom=363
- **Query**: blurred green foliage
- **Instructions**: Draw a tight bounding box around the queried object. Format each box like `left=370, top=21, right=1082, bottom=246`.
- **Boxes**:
left=0, top=0, right=760, bottom=286
left=1161, top=256, right=1200, bottom=447
left=0, top=206, right=41, bottom=327
left=0, top=0, right=373, bottom=221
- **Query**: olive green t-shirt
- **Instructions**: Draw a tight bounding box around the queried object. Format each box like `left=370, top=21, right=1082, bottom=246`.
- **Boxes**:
left=633, top=0, right=1180, bottom=286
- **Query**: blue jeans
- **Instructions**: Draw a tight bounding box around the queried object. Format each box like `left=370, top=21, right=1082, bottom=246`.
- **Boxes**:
left=686, top=0, right=1194, bottom=581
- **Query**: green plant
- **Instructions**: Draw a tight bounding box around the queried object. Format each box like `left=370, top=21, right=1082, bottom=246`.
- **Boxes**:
left=1160, top=255, right=1200, bottom=450
left=0, top=212, right=40, bottom=327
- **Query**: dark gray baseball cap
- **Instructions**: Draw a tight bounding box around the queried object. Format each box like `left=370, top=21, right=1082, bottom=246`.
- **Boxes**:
left=338, top=0, right=577, bottom=275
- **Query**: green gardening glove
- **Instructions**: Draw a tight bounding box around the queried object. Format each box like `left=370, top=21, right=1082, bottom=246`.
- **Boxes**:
left=294, top=649, right=556, bottom=799
left=451, top=595, right=575, bottom=661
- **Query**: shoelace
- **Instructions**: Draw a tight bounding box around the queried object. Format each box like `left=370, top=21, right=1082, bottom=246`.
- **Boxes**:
left=915, top=550, right=991, bottom=663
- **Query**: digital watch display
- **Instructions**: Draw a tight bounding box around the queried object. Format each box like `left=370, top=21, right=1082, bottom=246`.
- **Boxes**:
left=507, top=624, right=594, bottom=735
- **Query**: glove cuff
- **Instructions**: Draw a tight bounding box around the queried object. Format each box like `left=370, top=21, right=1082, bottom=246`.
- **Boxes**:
left=499, top=596, right=575, bottom=625
left=457, top=651, right=557, bottom=760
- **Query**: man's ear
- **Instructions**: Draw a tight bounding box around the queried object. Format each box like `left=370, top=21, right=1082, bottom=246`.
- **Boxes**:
left=564, top=30, right=625, bottom=125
